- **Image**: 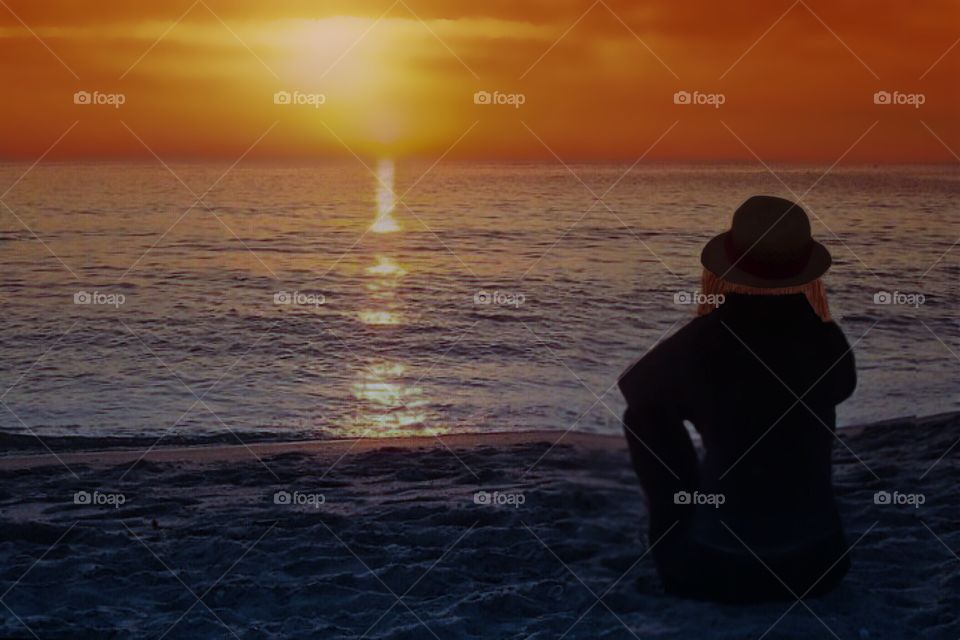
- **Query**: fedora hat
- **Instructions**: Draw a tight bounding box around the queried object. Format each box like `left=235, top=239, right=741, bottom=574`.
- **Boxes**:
left=700, top=195, right=831, bottom=288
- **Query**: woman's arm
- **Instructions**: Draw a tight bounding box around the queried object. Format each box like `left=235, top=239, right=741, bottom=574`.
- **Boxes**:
left=821, top=322, right=857, bottom=403
left=622, top=405, right=700, bottom=538
left=619, top=327, right=701, bottom=536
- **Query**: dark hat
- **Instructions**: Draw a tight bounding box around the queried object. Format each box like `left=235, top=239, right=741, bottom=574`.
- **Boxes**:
left=700, top=196, right=831, bottom=288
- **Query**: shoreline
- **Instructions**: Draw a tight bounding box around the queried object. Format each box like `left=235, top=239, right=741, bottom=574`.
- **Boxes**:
left=0, top=429, right=623, bottom=471
left=2, top=410, right=957, bottom=472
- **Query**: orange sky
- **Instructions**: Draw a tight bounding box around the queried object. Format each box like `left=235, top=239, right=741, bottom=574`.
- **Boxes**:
left=0, top=0, right=957, bottom=162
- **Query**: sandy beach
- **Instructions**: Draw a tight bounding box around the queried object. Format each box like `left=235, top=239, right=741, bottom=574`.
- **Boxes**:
left=0, top=414, right=957, bottom=639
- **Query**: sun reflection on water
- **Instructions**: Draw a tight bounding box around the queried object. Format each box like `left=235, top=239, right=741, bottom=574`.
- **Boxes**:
left=371, top=158, right=400, bottom=233
left=351, top=361, right=438, bottom=436
left=365, top=255, right=406, bottom=277
left=349, top=160, right=443, bottom=437
left=357, top=310, right=400, bottom=325
left=358, top=255, right=403, bottom=325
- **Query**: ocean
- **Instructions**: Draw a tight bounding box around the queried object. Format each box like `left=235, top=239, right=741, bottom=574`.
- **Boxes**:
left=0, top=162, right=957, bottom=444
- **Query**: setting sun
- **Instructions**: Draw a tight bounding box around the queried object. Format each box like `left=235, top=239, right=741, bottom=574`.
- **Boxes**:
left=1, top=0, right=956, bottom=161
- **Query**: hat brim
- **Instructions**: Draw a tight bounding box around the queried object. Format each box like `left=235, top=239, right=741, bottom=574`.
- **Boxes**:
left=700, top=231, right=832, bottom=288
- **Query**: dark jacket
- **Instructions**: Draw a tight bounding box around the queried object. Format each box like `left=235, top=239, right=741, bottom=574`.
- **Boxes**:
left=619, top=293, right=856, bottom=556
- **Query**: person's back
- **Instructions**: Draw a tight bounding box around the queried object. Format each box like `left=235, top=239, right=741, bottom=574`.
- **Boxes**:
left=619, top=196, right=857, bottom=602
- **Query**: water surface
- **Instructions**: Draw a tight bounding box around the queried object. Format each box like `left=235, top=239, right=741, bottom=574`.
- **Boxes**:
left=0, top=162, right=957, bottom=443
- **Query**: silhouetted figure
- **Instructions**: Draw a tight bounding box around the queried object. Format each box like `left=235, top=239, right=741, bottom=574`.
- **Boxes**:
left=619, top=196, right=856, bottom=603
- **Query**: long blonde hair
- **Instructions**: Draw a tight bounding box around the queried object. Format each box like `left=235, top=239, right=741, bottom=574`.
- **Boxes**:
left=697, top=268, right=832, bottom=321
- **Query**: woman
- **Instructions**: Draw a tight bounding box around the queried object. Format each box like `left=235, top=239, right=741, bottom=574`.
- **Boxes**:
left=619, top=195, right=856, bottom=603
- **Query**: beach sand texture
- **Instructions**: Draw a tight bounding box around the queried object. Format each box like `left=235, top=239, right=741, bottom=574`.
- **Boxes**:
left=1, top=414, right=957, bottom=639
